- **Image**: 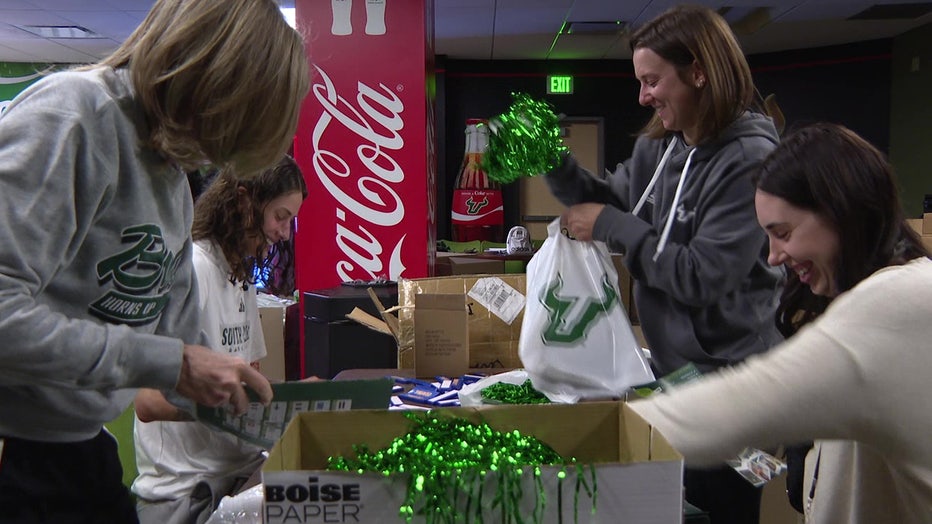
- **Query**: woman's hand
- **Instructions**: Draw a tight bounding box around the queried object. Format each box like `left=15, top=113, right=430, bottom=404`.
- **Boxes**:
left=561, top=203, right=605, bottom=241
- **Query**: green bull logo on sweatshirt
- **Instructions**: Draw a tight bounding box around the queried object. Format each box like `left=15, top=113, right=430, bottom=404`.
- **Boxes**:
left=90, top=224, right=182, bottom=325
left=540, top=273, right=617, bottom=345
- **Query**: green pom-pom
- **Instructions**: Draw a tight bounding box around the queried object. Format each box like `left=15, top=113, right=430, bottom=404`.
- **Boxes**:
left=482, top=92, right=567, bottom=184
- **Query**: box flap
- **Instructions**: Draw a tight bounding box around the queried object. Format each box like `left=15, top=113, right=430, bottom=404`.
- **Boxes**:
left=622, top=402, right=683, bottom=462
left=414, top=293, right=469, bottom=377
left=367, top=287, right=401, bottom=342
left=345, top=307, right=394, bottom=337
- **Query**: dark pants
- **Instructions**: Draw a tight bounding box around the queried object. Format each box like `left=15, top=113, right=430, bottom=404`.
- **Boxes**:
left=0, top=430, right=138, bottom=524
left=685, top=466, right=762, bottom=524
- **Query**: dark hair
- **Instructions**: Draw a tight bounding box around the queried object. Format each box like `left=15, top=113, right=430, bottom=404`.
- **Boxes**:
left=192, top=155, right=307, bottom=289
left=629, top=4, right=755, bottom=143
left=754, top=123, right=930, bottom=336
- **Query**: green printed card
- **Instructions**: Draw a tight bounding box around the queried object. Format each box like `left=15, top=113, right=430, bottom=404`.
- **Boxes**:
left=197, top=378, right=393, bottom=448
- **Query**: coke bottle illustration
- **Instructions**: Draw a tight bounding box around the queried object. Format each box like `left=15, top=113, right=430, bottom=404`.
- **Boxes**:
left=365, top=0, right=386, bottom=35
left=451, top=119, right=504, bottom=243
left=331, top=0, right=352, bottom=35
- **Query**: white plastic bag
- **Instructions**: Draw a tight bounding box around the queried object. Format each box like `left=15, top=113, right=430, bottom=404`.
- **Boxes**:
left=519, top=219, right=654, bottom=402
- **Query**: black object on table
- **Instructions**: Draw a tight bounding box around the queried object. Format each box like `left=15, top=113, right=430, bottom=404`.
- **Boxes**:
left=303, top=284, right=399, bottom=379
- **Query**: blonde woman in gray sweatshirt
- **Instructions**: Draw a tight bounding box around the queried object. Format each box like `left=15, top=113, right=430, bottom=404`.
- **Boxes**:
left=0, top=1, right=309, bottom=521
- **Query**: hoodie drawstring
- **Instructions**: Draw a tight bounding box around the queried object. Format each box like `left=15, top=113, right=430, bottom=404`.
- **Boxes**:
left=630, top=137, right=697, bottom=262
left=654, top=146, right=696, bottom=261
left=632, top=138, right=677, bottom=217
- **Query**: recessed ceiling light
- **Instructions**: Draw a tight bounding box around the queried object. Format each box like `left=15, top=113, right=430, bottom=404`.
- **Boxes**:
left=14, top=25, right=101, bottom=39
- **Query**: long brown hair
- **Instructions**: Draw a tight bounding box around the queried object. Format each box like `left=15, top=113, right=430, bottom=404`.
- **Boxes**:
left=754, top=123, right=930, bottom=336
left=192, top=156, right=307, bottom=286
left=630, top=4, right=755, bottom=143
left=95, top=0, right=309, bottom=175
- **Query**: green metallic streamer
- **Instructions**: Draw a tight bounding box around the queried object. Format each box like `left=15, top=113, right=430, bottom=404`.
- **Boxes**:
left=481, top=380, right=551, bottom=405
left=326, top=411, right=598, bottom=523
left=481, top=92, right=567, bottom=184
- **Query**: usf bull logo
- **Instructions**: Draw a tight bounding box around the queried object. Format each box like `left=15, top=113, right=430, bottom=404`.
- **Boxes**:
left=465, top=195, right=489, bottom=215
left=90, top=224, right=182, bottom=325
left=540, top=273, right=617, bottom=345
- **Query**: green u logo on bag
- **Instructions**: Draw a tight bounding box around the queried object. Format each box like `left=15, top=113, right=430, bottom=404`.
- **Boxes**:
left=540, top=273, right=617, bottom=345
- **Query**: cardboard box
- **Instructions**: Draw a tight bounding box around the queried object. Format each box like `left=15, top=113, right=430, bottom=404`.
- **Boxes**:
left=907, top=215, right=932, bottom=253
left=610, top=253, right=638, bottom=325
left=413, top=294, right=469, bottom=377
left=435, top=254, right=505, bottom=276
left=397, top=274, right=527, bottom=370
left=259, top=305, right=287, bottom=382
left=262, top=401, right=683, bottom=523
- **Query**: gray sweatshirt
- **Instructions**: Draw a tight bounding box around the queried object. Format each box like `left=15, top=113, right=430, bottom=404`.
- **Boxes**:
left=0, top=67, right=200, bottom=442
left=547, top=111, right=784, bottom=376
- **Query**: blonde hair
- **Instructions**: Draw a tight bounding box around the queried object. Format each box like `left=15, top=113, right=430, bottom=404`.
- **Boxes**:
left=96, top=0, right=309, bottom=175
left=630, top=4, right=755, bottom=143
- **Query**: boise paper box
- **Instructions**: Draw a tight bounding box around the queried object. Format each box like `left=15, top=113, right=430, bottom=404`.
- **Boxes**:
left=262, top=401, right=683, bottom=524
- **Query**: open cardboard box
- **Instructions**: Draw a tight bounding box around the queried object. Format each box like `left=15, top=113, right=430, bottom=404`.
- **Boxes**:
left=346, top=274, right=527, bottom=377
left=262, top=401, right=683, bottom=523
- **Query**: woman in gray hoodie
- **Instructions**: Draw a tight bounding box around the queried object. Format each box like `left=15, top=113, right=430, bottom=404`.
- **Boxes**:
left=548, top=5, right=784, bottom=523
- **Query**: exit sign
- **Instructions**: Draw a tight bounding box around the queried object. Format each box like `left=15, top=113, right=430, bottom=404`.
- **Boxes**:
left=547, top=75, right=574, bottom=94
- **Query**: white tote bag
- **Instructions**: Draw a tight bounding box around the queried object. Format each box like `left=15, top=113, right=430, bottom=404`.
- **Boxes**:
left=519, top=219, right=654, bottom=402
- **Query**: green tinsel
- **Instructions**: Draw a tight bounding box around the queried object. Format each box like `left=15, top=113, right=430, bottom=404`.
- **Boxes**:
left=327, top=411, right=595, bottom=523
left=481, top=92, right=567, bottom=184
left=481, top=380, right=551, bottom=405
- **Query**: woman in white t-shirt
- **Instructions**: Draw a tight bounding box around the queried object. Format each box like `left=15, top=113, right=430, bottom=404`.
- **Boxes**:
left=132, top=156, right=307, bottom=524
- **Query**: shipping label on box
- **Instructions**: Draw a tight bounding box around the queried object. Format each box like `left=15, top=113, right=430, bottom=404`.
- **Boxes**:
left=262, top=402, right=683, bottom=523
left=414, top=293, right=469, bottom=378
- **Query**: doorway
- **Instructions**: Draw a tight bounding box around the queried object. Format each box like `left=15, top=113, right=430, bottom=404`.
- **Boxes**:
left=518, top=117, right=604, bottom=241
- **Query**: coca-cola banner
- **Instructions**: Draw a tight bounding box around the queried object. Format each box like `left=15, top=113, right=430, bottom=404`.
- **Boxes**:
left=294, top=0, right=437, bottom=292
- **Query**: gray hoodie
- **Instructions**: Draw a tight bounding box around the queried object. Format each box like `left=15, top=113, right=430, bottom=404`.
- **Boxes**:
left=0, top=67, right=200, bottom=442
left=546, top=111, right=785, bottom=376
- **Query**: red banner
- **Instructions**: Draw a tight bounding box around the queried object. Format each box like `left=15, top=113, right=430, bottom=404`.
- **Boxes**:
left=294, top=0, right=436, bottom=291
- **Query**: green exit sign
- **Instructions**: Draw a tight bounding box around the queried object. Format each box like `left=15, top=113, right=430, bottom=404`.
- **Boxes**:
left=547, top=75, right=574, bottom=95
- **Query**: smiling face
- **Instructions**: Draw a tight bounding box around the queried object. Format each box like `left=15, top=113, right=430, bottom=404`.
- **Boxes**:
left=633, top=47, right=703, bottom=144
left=755, top=190, right=841, bottom=297
left=250, top=190, right=304, bottom=258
